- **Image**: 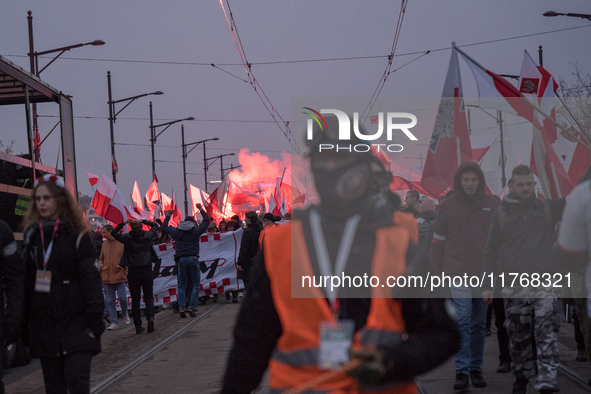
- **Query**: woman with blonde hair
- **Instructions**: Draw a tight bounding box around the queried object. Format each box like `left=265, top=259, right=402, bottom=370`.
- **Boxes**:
left=21, top=174, right=104, bottom=394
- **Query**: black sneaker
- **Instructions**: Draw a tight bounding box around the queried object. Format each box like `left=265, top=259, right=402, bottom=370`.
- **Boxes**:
left=453, top=373, right=469, bottom=391
left=136, top=326, right=145, bottom=335
left=187, top=309, right=196, bottom=317
left=179, top=310, right=186, bottom=318
left=470, top=371, right=486, bottom=388
left=496, top=361, right=511, bottom=373
left=512, top=375, right=528, bottom=394
left=147, top=317, right=154, bottom=333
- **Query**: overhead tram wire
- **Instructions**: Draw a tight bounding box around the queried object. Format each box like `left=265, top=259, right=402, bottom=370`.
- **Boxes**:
left=218, top=0, right=302, bottom=155
left=360, top=0, right=410, bottom=123
left=5, top=24, right=591, bottom=68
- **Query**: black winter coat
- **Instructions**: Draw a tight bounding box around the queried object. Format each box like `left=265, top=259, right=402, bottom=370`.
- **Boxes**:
left=481, top=195, right=566, bottom=291
left=22, top=221, right=103, bottom=358
left=237, top=220, right=263, bottom=272
left=112, top=220, right=158, bottom=268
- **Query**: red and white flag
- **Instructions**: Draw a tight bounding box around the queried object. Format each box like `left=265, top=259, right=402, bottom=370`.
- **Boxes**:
left=280, top=168, right=307, bottom=208
left=145, top=180, right=160, bottom=221
left=111, top=153, right=118, bottom=174
left=131, top=181, right=144, bottom=214
left=470, top=134, right=498, bottom=163
left=91, top=174, right=132, bottom=225
left=566, top=129, right=591, bottom=184
left=269, top=191, right=281, bottom=217
left=226, top=181, right=260, bottom=206
left=86, top=172, right=99, bottom=187
left=189, top=184, right=210, bottom=216
left=421, top=43, right=472, bottom=198
left=391, top=163, right=435, bottom=197
left=530, top=77, right=573, bottom=199
left=519, top=50, right=559, bottom=143
left=171, top=191, right=182, bottom=224
left=456, top=46, right=541, bottom=130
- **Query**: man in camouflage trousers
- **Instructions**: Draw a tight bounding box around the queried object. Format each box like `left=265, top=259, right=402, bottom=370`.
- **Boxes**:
left=482, top=166, right=564, bottom=394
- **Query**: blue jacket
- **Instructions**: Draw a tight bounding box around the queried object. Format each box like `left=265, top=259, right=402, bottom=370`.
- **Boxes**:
left=162, top=210, right=210, bottom=258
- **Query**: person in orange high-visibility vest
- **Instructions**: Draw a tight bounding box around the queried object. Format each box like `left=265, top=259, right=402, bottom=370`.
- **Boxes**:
left=222, top=113, right=460, bottom=394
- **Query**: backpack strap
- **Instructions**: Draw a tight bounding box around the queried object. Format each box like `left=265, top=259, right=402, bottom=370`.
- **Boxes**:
left=76, top=232, right=85, bottom=250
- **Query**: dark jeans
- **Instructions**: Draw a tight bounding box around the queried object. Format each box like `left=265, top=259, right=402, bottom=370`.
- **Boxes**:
left=128, top=266, right=154, bottom=327
left=177, top=256, right=200, bottom=310
left=40, top=351, right=93, bottom=394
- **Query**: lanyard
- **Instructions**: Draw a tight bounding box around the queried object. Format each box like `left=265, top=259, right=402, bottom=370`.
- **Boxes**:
left=39, top=219, right=60, bottom=270
left=310, top=209, right=360, bottom=317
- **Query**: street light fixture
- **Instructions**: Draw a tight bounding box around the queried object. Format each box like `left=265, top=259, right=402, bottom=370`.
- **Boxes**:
left=181, top=129, right=219, bottom=217
left=107, top=71, right=163, bottom=184
left=543, top=11, right=591, bottom=21
left=149, top=101, right=194, bottom=180
left=205, top=153, right=236, bottom=183
left=26, top=10, right=105, bottom=163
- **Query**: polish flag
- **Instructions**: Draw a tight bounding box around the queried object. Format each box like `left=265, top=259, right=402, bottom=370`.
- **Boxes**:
left=421, top=43, right=472, bottom=198
left=567, top=131, right=591, bottom=184
left=131, top=181, right=144, bottom=214
left=519, top=50, right=559, bottom=143
left=456, top=46, right=541, bottom=130
left=530, top=77, right=573, bottom=199
left=86, top=172, right=99, bottom=187
left=269, top=192, right=281, bottom=217
left=470, top=134, right=498, bottom=163
left=226, top=181, right=260, bottom=206
left=189, top=184, right=210, bottom=216
left=111, top=153, right=118, bottom=174
left=262, top=194, right=269, bottom=214
left=518, top=50, right=558, bottom=103
left=91, top=174, right=132, bottom=224
left=171, top=191, right=182, bottom=223
left=145, top=180, right=160, bottom=214
left=280, top=168, right=307, bottom=208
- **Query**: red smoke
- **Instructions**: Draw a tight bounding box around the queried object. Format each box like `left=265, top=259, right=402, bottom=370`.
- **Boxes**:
left=228, top=149, right=292, bottom=190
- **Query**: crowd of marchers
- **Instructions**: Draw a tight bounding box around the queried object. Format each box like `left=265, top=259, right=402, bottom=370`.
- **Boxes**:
left=0, top=173, right=292, bottom=394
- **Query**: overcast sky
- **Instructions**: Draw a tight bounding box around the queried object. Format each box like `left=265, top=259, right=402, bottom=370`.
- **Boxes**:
left=2, top=1, right=590, bottom=201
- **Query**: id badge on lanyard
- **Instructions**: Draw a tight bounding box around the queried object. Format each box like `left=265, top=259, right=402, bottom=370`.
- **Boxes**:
left=318, top=319, right=354, bottom=370
left=35, top=219, right=59, bottom=293
left=310, top=209, right=360, bottom=370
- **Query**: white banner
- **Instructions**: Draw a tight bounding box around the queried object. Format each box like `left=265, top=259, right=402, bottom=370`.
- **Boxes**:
left=110, top=229, right=244, bottom=309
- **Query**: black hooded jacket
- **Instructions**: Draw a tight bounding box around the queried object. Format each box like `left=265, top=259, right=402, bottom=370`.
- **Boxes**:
left=112, top=220, right=159, bottom=268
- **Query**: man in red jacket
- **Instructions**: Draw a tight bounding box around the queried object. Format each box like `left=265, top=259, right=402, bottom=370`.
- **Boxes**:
left=430, top=162, right=500, bottom=391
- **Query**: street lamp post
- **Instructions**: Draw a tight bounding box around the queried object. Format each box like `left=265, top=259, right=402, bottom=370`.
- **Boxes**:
left=204, top=153, right=236, bottom=183
left=107, top=71, right=162, bottom=184
left=181, top=131, right=219, bottom=217
left=27, top=10, right=105, bottom=162
left=149, top=104, right=194, bottom=180
left=543, top=11, right=591, bottom=21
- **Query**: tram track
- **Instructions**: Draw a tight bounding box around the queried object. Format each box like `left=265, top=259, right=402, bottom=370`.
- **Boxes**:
left=90, top=301, right=226, bottom=394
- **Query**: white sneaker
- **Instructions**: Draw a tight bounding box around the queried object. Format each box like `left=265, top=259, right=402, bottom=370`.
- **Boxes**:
left=107, top=323, right=119, bottom=330
left=123, top=314, right=131, bottom=325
